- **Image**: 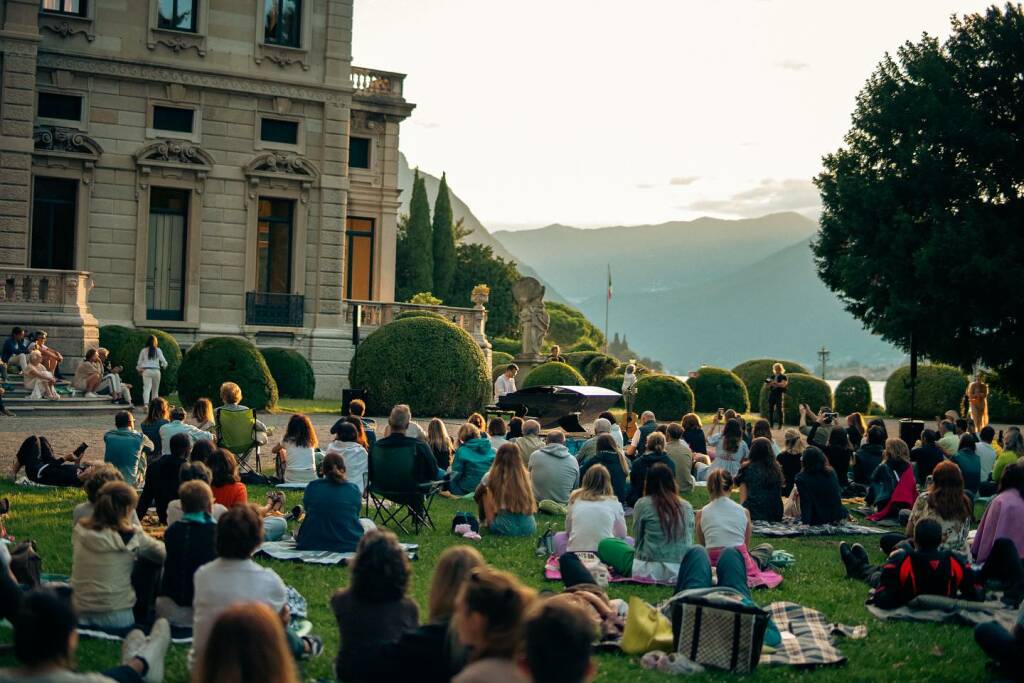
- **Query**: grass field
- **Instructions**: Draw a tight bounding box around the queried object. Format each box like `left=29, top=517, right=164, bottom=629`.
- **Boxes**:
left=0, top=481, right=995, bottom=682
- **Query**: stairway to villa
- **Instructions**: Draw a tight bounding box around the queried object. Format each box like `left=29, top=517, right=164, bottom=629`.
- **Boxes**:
left=4, top=373, right=126, bottom=418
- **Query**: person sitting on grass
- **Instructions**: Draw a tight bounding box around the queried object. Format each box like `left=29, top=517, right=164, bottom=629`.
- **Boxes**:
left=936, top=419, right=959, bottom=456
left=74, top=464, right=141, bottom=526
left=296, top=452, right=375, bottom=553
left=158, top=406, right=213, bottom=456
left=487, top=417, right=509, bottom=451
left=839, top=519, right=981, bottom=609
left=325, top=420, right=369, bottom=495
left=877, top=460, right=972, bottom=556
left=976, top=425, right=1000, bottom=495
left=822, top=426, right=853, bottom=488
left=777, top=428, right=805, bottom=496
left=867, top=438, right=916, bottom=518
left=508, top=416, right=525, bottom=440
left=1, top=589, right=171, bottom=683
left=706, top=417, right=747, bottom=477
left=951, top=433, right=982, bottom=496
left=165, top=462, right=229, bottom=526
left=752, top=419, right=781, bottom=455
left=852, top=425, right=885, bottom=488
left=579, top=434, right=630, bottom=504
left=156, top=480, right=218, bottom=628
left=513, top=419, right=546, bottom=467
left=563, top=465, right=627, bottom=554
left=520, top=599, right=597, bottom=683
left=696, top=469, right=751, bottom=557
left=574, top=418, right=614, bottom=463
left=793, top=446, right=849, bottom=526
left=627, top=411, right=659, bottom=458
left=140, top=398, right=170, bottom=458
left=735, top=437, right=784, bottom=522
left=137, top=432, right=192, bottom=524
left=663, top=423, right=695, bottom=492
left=910, top=429, right=945, bottom=483
left=599, top=463, right=693, bottom=582
left=452, top=567, right=537, bottom=683
left=72, top=481, right=167, bottom=629
left=331, top=398, right=377, bottom=451
left=215, top=381, right=268, bottom=444
left=974, top=601, right=1024, bottom=679
left=194, top=602, right=299, bottom=683
left=104, top=411, right=152, bottom=488
left=628, top=432, right=675, bottom=507
left=971, top=463, right=1024, bottom=568
left=191, top=397, right=215, bottom=432
left=992, top=428, right=1023, bottom=487
left=331, top=529, right=419, bottom=682
left=208, top=447, right=248, bottom=508
left=680, top=413, right=707, bottom=455
left=272, top=413, right=320, bottom=484
left=426, top=417, right=455, bottom=471
left=448, top=423, right=494, bottom=497
left=13, top=435, right=87, bottom=487
left=475, top=443, right=537, bottom=537
left=529, top=429, right=580, bottom=509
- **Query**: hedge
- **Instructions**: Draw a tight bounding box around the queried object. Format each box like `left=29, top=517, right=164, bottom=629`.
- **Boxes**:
left=394, top=310, right=448, bottom=322
left=260, top=347, right=315, bottom=399
left=564, top=351, right=620, bottom=385
left=834, top=375, right=872, bottom=415
left=522, top=361, right=585, bottom=389
left=349, top=316, right=490, bottom=418
left=884, top=364, right=967, bottom=418
left=634, top=375, right=694, bottom=421
left=490, top=337, right=521, bottom=356
left=732, top=358, right=811, bottom=403
left=599, top=373, right=626, bottom=408
left=178, top=337, right=278, bottom=410
left=989, top=387, right=1024, bottom=423
left=98, top=325, right=183, bottom=403
left=688, top=367, right=749, bottom=413
left=757, top=373, right=833, bottom=424
left=491, top=351, right=516, bottom=381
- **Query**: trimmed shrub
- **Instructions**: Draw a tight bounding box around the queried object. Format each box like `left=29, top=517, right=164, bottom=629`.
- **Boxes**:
left=884, top=364, right=967, bottom=418
left=564, top=351, right=620, bottom=385
left=688, top=367, right=750, bottom=413
left=409, top=291, right=442, bottom=305
left=834, top=375, right=872, bottom=415
left=178, top=337, right=278, bottom=410
left=599, top=373, right=626, bottom=408
left=99, top=325, right=183, bottom=403
left=989, top=387, right=1024, bottom=423
left=869, top=401, right=886, bottom=416
left=522, top=361, right=585, bottom=389
left=732, top=358, right=811, bottom=403
left=758, top=373, right=833, bottom=424
left=634, top=375, right=694, bottom=422
left=260, top=347, right=315, bottom=399
left=491, top=337, right=521, bottom=356
left=349, top=316, right=490, bottom=418
left=395, top=310, right=447, bottom=321
left=491, top=351, right=516, bottom=381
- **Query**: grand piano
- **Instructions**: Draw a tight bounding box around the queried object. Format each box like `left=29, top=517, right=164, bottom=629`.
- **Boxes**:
left=496, top=385, right=621, bottom=432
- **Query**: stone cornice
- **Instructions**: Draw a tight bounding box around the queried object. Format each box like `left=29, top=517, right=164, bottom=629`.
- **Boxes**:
left=36, top=52, right=354, bottom=104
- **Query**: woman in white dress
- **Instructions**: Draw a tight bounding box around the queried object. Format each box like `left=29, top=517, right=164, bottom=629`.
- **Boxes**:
left=24, top=349, right=59, bottom=400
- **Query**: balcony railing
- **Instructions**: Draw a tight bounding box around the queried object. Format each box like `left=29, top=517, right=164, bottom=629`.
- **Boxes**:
left=246, top=291, right=304, bottom=328
left=343, top=300, right=487, bottom=345
left=350, top=66, right=406, bottom=100
left=0, top=268, right=93, bottom=314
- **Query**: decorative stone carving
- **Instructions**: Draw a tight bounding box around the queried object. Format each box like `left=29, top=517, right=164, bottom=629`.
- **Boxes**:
left=151, top=33, right=206, bottom=57
left=512, top=277, right=549, bottom=361
left=134, top=140, right=214, bottom=195
left=51, top=70, right=75, bottom=89
left=33, top=126, right=103, bottom=159
left=274, top=97, right=292, bottom=115
left=244, top=152, right=319, bottom=205
left=40, top=20, right=95, bottom=42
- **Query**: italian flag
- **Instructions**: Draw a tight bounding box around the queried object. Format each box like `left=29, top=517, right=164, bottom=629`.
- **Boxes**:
left=607, top=264, right=613, bottom=301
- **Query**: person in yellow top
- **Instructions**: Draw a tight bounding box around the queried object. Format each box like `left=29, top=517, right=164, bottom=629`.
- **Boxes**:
left=967, top=372, right=990, bottom=431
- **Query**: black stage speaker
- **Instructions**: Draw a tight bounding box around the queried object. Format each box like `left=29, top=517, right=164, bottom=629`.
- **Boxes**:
left=341, top=389, right=367, bottom=415
left=899, top=418, right=925, bottom=449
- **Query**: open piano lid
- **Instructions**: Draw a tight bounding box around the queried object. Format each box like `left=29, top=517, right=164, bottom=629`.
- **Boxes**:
left=496, top=385, right=622, bottom=432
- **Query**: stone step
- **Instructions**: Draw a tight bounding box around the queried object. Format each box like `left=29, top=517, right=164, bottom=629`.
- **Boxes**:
left=6, top=396, right=126, bottom=418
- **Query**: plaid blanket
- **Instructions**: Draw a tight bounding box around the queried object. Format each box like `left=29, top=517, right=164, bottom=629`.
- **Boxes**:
left=752, top=520, right=888, bottom=537
left=759, top=602, right=867, bottom=667
left=866, top=594, right=1019, bottom=631
left=258, top=539, right=418, bottom=565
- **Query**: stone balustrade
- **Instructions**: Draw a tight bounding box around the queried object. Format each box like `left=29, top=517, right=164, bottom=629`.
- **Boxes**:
left=350, top=66, right=406, bottom=100
left=0, top=268, right=93, bottom=313
left=343, top=299, right=488, bottom=346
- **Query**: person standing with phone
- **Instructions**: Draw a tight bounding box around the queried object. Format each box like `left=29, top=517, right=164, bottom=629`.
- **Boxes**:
left=766, top=363, right=789, bottom=429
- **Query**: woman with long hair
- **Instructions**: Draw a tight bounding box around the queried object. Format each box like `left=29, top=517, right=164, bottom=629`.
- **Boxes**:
left=136, top=334, right=168, bottom=405
left=466, top=413, right=486, bottom=432
left=324, top=421, right=369, bottom=494
left=486, top=417, right=508, bottom=450
left=296, top=452, right=372, bottom=552
left=972, top=463, right=1024, bottom=570
left=579, top=433, right=630, bottom=503
left=342, top=415, right=371, bottom=452
left=192, top=397, right=215, bottom=432
left=752, top=419, right=781, bottom=455
left=598, top=463, right=694, bottom=582
left=475, top=443, right=536, bottom=536
left=563, top=465, right=627, bottom=553
left=823, top=426, right=853, bottom=487
left=12, top=435, right=86, bottom=487
left=331, top=530, right=420, bottom=682
left=777, top=428, right=805, bottom=495
left=707, top=418, right=747, bottom=476
left=880, top=460, right=972, bottom=555
left=680, top=413, right=708, bottom=455
left=141, top=396, right=170, bottom=456
left=846, top=412, right=867, bottom=447
left=507, top=416, right=524, bottom=440
left=427, top=417, right=455, bottom=470
left=735, top=437, right=784, bottom=521
left=793, top=446, right=848, bottom=525
left=194, top=602, right=298, bottom=683
left=868, top=437, right=914, bottom=514
left=951, top=433, right=982, bottom=495
left=71, top=348, right=103, bottom=396
left=696, top=469, right=750, bottom=551
left=272, top=413, right=320, bottom=483
left=209, top=448, right=248, bottom=508
left=627, top=431, right=676, bottom=506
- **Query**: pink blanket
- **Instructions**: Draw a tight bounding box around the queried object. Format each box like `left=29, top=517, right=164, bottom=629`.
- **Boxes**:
left=868, top=466, right=917, bottom=522
left=708, top=545, right=783, bottom=589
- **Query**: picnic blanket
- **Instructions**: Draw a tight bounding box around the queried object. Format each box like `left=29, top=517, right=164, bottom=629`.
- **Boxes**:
left=258, top=539, right=419, bottom=565
left=752, top=520, right=888, bottom=537
left=275, top=481, right=310, bottom=490
left=759, top=602, right=867, bottom=667
left=866, top=594, right=1019, bottom=631
left=542, top=554, right=673, bottom=585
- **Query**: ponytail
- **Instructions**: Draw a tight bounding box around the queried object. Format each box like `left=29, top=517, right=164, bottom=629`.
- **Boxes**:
left=322, top=452, right=347, bottom=484
left=706, top=469, right=734, bottom=498
left=86, top=481, right=137, bottom=532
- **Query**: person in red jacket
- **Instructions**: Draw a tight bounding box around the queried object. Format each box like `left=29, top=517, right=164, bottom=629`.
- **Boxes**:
left=838, top=519, right=982, bottom=609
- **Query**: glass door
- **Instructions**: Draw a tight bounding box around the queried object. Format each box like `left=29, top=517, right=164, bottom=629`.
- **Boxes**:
left=146, top=188, right=189, bottom=320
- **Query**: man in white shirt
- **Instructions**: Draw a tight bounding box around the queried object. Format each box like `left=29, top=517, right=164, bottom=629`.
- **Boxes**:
left=493, top=363, right=519, bottom=402
left=159, top=406, right=214, bottom=455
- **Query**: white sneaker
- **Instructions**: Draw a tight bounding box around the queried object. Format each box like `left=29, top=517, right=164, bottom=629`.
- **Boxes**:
left=138, top=618, right=171, bottom=683
left=85, top=392, right=100, bottom=398
left=120, top=628, right=146, bottom=667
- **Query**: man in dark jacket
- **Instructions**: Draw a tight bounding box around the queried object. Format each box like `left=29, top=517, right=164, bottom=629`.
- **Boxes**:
left=158, top=479, right=217, bottom=625
left=910, top=429, right=945, bottom=482
left=369, top=404, right=438, bottom=484
left=137, top=432, right=191, bottom=524
left=852, top=426, right=885, bottom=485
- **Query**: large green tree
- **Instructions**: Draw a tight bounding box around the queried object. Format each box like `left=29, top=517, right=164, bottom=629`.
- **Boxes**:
left=813, top=4, right=1024, bottom=394
left=431, top=172, right=456, bottom=302
left=402, top=170, right=433, bottom=298
left=545, top=301, right=605, bottom=351
left=448, top=242, right=520, bottom=338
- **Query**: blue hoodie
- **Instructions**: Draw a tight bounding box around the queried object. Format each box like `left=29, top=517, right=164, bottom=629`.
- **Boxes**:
left=450, top=437, right=495, bottom=496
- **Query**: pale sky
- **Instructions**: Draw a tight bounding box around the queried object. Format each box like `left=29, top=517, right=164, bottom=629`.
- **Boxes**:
left=352, top=0, right=994, bottom=230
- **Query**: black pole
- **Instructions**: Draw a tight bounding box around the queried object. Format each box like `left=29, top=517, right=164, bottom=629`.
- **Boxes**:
left=909, top=331, right=917, bottom=422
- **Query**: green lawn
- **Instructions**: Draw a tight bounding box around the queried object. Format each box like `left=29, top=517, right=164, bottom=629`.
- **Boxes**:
left=0, top=482, right=994, bottom=682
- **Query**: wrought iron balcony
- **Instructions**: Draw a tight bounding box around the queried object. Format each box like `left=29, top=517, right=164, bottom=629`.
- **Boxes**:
left=245, top=291, right=304, bottom=328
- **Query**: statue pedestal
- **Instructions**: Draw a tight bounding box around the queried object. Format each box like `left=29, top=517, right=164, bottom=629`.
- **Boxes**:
left=512, top=354, right=546, bottom=378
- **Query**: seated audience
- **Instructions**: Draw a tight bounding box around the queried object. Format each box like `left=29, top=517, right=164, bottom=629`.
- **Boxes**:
left=797, top=404, right=837, bottom=448
left=157, top=480, right=218, bottom=627
left=521, top=599, right=597, bottom=683
left=628, top=432, right=675, bottom=507
left=564, top=466, right=627, bottom=553
left=449, top=423, right=495, bottom=496
left=822, top=426, right=853, bottom=488
left=793, top=446, right=848, bottom=525
left=910, top=429, right=945, bottom=482
left=467, top=412, right=486, bottom=432
left=974, top=604, right=1024, bottom=679
left=272, top=413, right=320, bottom=483
left=507, top=416, right=525, bottom=440
left=426, top=417, right=455, bottom=471
left=215, top=381, right=268, bottom=443
left=74, top=464, right=140, bottom=526
left=736, top=437, right=784, bottom=522
left=846, top=412, right=867, bottom=448
left=707, top=418, right=747, bottom=476
left=487, top=417, right=509, bottom=451
left=159, top=406, right=213, bottom=456
left=868, top=437, right=915, bottom=515
left=680, top=413, right=708, bottom=454
left=530, top=430, right=580, bottom=506
left=332, top=530, right=419, bottom=682
left=189, top=439, right=216, bottom=465
left=137, top=432, right=192, bottom=524
left=296, top=453, right=372, bottom=553
left=777, top=429, right=805, bottom=496
left=194, top=602, right=299, bottom=683
left=208, top=448, right=248, bottom=508
left=936, top=420, right=959, bottom=455
left=971, top=463, right=1024, bottom=566
left=341, top=415, right=372, bottom=452
left=879, top=460, right=972, bottom=556
left=30, top=330, right=62, bottom=374
left=976, top=425, right=999, bottom=493
left=599, top=464, right=693, bottom=582
left=952, top=434, right=982, bottom=495
left=696, top=469, right=751, bottom=552
left=574, top=418, right=613, bottom=463
left=601, top=411, right=625, bottom=449
left=96, top=347, right=132, bottom=405
left=993, top=428, right=1023, bottom=486
left=72, top=481, right=166, bottom=628
left=476, top=443, right=537, bottom=537
left=579, top=434, right=630, bottom=504
left=866, top=417, right=889, bottom=440
left=752, top=419, right=781, bottom=455
left=371, top=405, right=439, bottom=497
left=852, top=425, right=885, bottom=487
left=166, top=462, right=229, bottom=526
left=104, top=411, right=152, bottom=488
left=452, top=567, right=537, bottom=683
left=13, top=435, right=85, bottom=487
left=340, top=398, right=377, bottom=450
left=325, top=421, right=369, bottom=494
left=23, top=349, right=59, bottom=400
left=627, top=411, right=659, bottom=458
left=71, top=348, right=103, bottom=397
left=664, top=423, right=694, bottom=492
left=140, top=398, right=170, bottom=457
left=1, top=326, right=29, bottom=374
left=513, top=419, right=546, bottom=467
left=191, top=397, right=216, bottom=432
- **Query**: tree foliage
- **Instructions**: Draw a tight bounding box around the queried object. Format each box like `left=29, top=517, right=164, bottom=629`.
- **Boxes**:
left=545, top=301, right=605, bottom=351
left=447, top=242, right=520, bottom=338
left=400, top=170, right=433, bottom=299
left=431, top=173, right=457, bottom=302
left=813, top=5, right=1024, bottom=394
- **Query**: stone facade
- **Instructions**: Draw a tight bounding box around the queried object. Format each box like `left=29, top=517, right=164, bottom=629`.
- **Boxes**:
left=0, top=0, right=415, bottom=398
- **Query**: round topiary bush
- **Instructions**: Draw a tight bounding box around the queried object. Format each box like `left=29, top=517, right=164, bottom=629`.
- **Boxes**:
left=522, top=361, right=586, bottom=389
left=394, top=309, right=448, bottom=322
left=989, top=387, right=1024, bottom=423
left=758, top=373, right=833, bottom=424
left=884, top=364, right=967, bottom=418
left=834, top=375, right=872, bottom=415
left=99, top=325, right=183, bottom=403
left=634, top=375, right=694, bottom=421
left=491, top=351, right=516, bottom=381
left=178, top=337, right=278, bottom=410
left=732, top=359, right=811, bottom=403
left=564, top=351, right=620, bottom=385
left=260, top=347, right=315, bottom=399
left=349, top=316, right=490, bottom=418
left=688, top=367, right=750, bottom=413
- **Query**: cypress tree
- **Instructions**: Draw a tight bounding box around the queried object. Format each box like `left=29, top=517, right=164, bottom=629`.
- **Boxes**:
left=431, top=172, right=456, bottom=302
left=404, top=170, right=433, bottom=297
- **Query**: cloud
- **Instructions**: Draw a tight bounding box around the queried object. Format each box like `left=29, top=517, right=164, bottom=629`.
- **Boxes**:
left=775, top=59, right=809, bottom=71
left=680, top=178, right=821, bottom=218
left=634, top=183, right=655, bottom=189
left=669, top=175, right=700, bottom=186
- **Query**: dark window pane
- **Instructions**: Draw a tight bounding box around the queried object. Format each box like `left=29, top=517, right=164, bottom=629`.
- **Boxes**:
left=264, top=0, right=301, bottom=47
left=257, top=199, right=294, bottom=293
left=260, top=118, right=299, bottom=144
left=153, top=105, right=194, bottom=133
left=349, top=137, right=371, bottom=169
left=41, top=0, right=85, bottom=16
left=38, top=93, right=82, bottom=121
left=158, top=0, right=197, bottom=31
left=31, top=177, right=77, bottom=270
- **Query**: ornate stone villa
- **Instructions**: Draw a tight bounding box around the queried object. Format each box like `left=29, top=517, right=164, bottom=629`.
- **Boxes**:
left=0, top=0, right=489, bottom=399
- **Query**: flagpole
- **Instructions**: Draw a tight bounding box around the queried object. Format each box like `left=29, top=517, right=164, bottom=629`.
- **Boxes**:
left=604, top=263, right=611, bottom=354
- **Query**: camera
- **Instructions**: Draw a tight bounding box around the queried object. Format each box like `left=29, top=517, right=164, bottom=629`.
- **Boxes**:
left=822, top=411, right=839, bottom=424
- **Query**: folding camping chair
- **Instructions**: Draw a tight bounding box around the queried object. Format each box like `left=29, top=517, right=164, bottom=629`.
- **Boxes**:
left=216, top=407, right=263, bottom=475
left=364, top=443, right=442, bottom=534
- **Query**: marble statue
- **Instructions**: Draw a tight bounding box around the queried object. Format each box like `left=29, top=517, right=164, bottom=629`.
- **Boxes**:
left=512, top=277, right=549, bottom=359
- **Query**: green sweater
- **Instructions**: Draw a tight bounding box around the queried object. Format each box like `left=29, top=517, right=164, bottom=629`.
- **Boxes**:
left=632, top=496, right=695, bottom=564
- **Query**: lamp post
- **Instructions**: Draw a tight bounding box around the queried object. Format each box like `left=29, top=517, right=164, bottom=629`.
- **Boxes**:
left=818, top=346, right=830, bottom=380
